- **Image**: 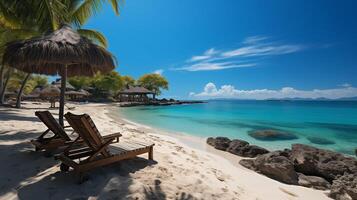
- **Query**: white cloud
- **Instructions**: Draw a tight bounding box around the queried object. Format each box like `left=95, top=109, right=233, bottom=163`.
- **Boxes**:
left=190, top=82, right=357, bottom=100
left=153, top=69, right=164, bottom=75
left=176, top=62, right=256, bottom=71
left=221, top=44, right=304, bottom=58
left=188, top=48, right=218, bottom=62
left=176, top=36, right=305, bottom=72
left=242, top=36, right=269, bottom=44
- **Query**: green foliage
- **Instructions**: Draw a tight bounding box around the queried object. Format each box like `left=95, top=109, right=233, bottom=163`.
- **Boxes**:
left=92, top=71, right=123, bottom=93
left=69, top=71, right=133, bottom=96
left=7, top=71, right=48, bottom=94
left=121, top=75, right=135, bottom=88
left=68, top=76, right=93, bottom=90
left=137, top=74, right=169, bottom=96
left=0, top=0, right=124, bottom=103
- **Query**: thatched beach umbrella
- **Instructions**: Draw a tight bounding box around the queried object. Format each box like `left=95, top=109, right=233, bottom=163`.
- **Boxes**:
left=2, top=25, right=115, bottom=126
left=40, top=85, right=61, bottom=98
left=40, top=85, right=61, bottom=108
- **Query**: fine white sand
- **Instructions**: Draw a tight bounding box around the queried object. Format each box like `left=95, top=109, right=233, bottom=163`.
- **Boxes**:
left=0, top=101, right=332, bottom=200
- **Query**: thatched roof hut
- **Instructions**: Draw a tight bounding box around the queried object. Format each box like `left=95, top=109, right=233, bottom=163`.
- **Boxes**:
left=52, top=79, right=75, bottom=90
left=66, top=90, right=90, bottom=96
left=118, top=86, right=155, bottom=95
left=2, top=24, right=115, bottom=125
left=40, top=85, right=61, bottom=98
left=117, top=86, right=154, bottom=102
left=2, top=25, right=115, bottom=77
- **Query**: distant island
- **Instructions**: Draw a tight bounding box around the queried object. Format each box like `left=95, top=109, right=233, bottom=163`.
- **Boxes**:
left=207, top=97, right=357, bottom=101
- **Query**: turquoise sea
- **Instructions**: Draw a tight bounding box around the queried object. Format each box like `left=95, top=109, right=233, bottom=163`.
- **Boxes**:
left=118, top=100, right=357, bottom=155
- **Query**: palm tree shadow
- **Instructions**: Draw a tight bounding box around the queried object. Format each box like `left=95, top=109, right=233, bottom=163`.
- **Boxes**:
left=0, top=109, right=39, bottom=122
left=17, top=157, right=157, bottom=200
left=144, top=179, right=166, bottom=200
left=0, top=142, right=58, bottom=198
left=143, top=179, right=199, bottom=200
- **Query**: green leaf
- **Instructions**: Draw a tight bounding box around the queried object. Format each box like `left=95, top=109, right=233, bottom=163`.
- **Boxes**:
left=77, top=28, right=108, bottom=47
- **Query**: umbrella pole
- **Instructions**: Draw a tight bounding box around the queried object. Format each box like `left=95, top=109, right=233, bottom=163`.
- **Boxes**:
left=59, top=65, right=67, bottom=126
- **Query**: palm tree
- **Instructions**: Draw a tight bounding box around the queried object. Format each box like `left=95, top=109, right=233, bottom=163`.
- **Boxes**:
left=0, top=0, right=123, bottom=107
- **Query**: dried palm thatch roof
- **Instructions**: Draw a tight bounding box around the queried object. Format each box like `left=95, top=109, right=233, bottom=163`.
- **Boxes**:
left=52, top=79, right=75, bottom=90
left=40, top=85, right=61, bottom=97
left=66, top=89, right=90, bottom=96
left=2, top=25, right=115, bottom=77
left=118, top=86, right=155, bottom=94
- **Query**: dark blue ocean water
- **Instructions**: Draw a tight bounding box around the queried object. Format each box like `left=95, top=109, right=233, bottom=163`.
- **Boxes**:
left=119, top=100, right=357, bottom=155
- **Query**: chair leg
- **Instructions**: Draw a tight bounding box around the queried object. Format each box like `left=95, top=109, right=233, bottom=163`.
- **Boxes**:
left=148, top=146, right=153, bottom=160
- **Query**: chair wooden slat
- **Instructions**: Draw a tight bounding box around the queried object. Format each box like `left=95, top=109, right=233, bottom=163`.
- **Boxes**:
left=60, top=112, right=155, bottom=183
left=35, top=111, right=71, bottom=141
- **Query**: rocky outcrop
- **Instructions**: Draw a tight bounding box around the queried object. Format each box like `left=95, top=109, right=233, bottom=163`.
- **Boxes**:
left=329, top=173, right=357, bottom=200
left=240, top=151, right=299, bottom=184
left=207, top=136, right=357, bottom=200
left=248, top=129, right=298, bottom=141
left=238, top=145, right=269, bottom=158
left=227, top=139, right=269, bottom=157
left=298, top=173, right=330, bottom=190
left=290, top=144, right=357, bottom=181
left=207, top=137, right=269, bottom=157
left=239, top=144, right=357, bottom=200
left=206, top=137, right=231, bottom=151
left=227, top=139, right=249, bottom=151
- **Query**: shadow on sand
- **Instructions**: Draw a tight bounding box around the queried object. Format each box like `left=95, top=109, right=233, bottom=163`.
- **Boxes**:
left=17, top=157, right=158, bottom=200
left=0, top=109, right=39, bottom=122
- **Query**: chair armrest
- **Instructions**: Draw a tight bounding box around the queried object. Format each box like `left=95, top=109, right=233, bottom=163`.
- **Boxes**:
left=103, top=132, right=122, bottom=139
left=103, top=132, right=121, bottom=143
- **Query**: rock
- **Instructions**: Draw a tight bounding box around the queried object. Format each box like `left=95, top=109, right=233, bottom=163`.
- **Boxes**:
left=227, top=139, right=249, bottom=151
left=355, top=149, right=357, bottom=157
left=298, top=173, right=331, bottom=190
left=307, top=137, right=335, bottom=145
left=290, top=144, right=357, bottom=181
left=206, top=137, right=231, bottom=151
left=329, top=173, right=357, bottom=200
left=240, top=151, right=299, bottom=184
left=241, top=145, right=270, bottom=158
left=239, top=159, right=255, bottom=170
left=227, top=139, right=269, bottom=157
left=249, top=129, right=298, bottom=141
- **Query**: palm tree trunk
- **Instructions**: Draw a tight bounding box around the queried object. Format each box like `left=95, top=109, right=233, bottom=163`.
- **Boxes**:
left=59, top=65, right=67, bottom=126
left=0, top=67, right=11, bottom=104
left=0, top=66, right=12, bottom=105
left=0, top=65, right=5, bottom=104
left=15, top=73, right=31, bottom=108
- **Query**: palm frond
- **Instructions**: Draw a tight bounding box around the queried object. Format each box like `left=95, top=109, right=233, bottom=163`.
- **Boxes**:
left=77, top=28, right=108, bottom=47
left=71, top=0, right=103, bottom=26
left=34, top=0, right=68, bottom=31
left=107, top=0, right=125, bottom=15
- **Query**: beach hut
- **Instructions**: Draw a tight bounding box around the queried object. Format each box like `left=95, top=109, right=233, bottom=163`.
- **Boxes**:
left=52, top=79, right=75, bottom=91
left=23, top=87, right=42, bottom=100
left=66, top=89, right=90, bottom=101
left=40, top=85, right=61, bottom=108
left=117, top=86, right=155, bottom=102
left=2, top=25, right=115, bottom=126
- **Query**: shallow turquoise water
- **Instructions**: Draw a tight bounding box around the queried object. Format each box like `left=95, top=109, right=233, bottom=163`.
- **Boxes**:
left=118, top=100, right=357, bottom=155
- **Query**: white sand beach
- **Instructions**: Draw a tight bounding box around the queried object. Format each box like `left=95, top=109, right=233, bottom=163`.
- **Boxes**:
left=0, top=102, right=332, bottom=200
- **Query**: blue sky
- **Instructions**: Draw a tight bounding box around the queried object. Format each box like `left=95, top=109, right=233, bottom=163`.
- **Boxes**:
left=85, top=0, right=357, bottom=99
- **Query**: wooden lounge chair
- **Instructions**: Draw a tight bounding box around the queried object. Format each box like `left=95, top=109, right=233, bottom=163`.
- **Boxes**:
left=57, top=112, right=154, bottom=182
left=32, top=111, right=120, bottom=154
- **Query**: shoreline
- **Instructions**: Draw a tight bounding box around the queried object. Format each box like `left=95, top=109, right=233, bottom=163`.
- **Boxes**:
left=109, top=106, right=245, bottom=168
left=0, top=101, right=331, bottom=199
